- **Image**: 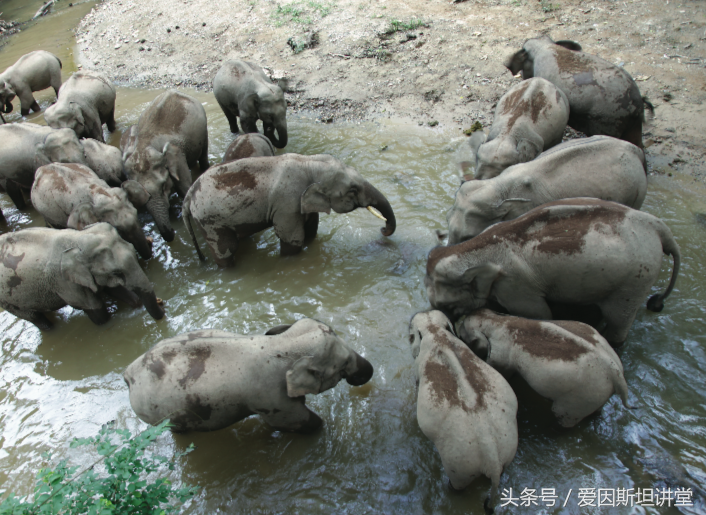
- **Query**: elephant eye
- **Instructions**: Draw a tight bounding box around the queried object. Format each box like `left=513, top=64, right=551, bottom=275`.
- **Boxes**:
left=408, top=334, right=414, bottom=344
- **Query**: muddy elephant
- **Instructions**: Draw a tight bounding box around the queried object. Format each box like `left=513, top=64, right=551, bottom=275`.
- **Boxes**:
left=0, top=50, right=62, bottom=118
left=30, top=163, right=153, bottom=260
left=504, top=36, right=652, bottom=148
left=0, top=223, right=165, bottom=329
left=121, top=90, right=210, bottom=242
left=465, top=77, right=569, bottom=180
left=0, top=123, right=87, bottom=208
left=81, top=138, right=126, bottom=186
left=447, top=136, right=647, bottom=243
left=427, top=199, right=680, bottom=345
left=222, top=132, right=275, bottom=164
left=458, top=309, right=630, bottom=427
left=44, top=71, right=116, bottom=142
left=213, top=60, right=288, bottom=148
left=183, top=153, right=396, bottom=266
left=410, top=310, right=517, bottom=510
left=123, top=318, right=374, bottom=433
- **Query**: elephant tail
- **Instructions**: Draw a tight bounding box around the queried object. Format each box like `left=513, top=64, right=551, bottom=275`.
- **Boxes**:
left=646, top=222, right=680, bottom=312
left=56, top=55, right=63, bottom=69
left=642, top=96, right=654, bottom=122
left=182, top=189, right=206, bottom=262
left=613, top=368, right=632, bottom=409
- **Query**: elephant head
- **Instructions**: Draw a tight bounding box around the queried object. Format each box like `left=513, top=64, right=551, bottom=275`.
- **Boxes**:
left=258, top=88, right=288, bottom=149
left=300, top=155, right=396, bottom=236
left=456, top=313, right=492, bottom=360
left=81, top=138, right=127, bottom=186
left=0, top=81, right=16, bottom=117
left=59, top=223, right=164, bottom=320
left=35, top=128, right=87, bottom=169
left=45, top=101, right=86, bottom=136
left=284, top=321, right=374, bottom=398
left=408, top=310, right=457, bottom=360
left=504, top=36, right=583, bottom=79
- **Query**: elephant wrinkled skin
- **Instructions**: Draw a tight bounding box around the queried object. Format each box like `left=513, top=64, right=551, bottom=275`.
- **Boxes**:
left=410, top=311, right=517, bottom=509
left=0, top=50, right=62, bottom=117
left=121, top=90, right=210, bottom=242
left=183, top=153, right=396, bottom=267
left=427, top=199, right=680, bottom=345
left=0, top=223, right=165, bottom=330
left=213, top=60, right=288, bottom=148
left=123, top=318, right=374, bottom=433
left=458, top=309, right=630, bottom=427
left=448, top=136, right=647, bottom=244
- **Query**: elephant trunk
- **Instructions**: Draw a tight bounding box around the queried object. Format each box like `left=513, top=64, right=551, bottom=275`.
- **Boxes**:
left=136, top=287, right=165, bottom=320
left=346, top=354, right=374, bottom=386
left=264, top=121, right=287, bottom=149
left=146, top=196, right=175, bottom=242
left=121, top=225, right=153, bottom=260
left=362, top=181, right=396, bottom=236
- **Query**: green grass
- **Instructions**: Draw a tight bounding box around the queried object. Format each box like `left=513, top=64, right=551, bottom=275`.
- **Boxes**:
left=540, top=1, right=559, bottom=12
left=384, top=17, right=428, bottom=35
left=273, top=1, right=334, bottom=26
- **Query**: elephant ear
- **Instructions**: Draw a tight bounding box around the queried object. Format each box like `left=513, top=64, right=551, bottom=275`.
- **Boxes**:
left=71, top=102, right=86, bottom=130
left=60, top=246, right=98, bottom=293
left=461, top=263, right=504, bottom=303
left=286, top=356, right=323, bottom=397
left=516, top=138, right=542, bottom=163
left=265, top=324, right=292, bottom=336
left=162, top=143, right=181, bottom=183
left=555, top=40, right=582, bottom=52
left=34, top=145, right=52, bottom=168
left=504, top=49, right=528, bottom=75
left=301, top=183, right=332, bottom=215
left=67, top=203, right=99, bottom=230
left=122, top=180, right=150, bottom=208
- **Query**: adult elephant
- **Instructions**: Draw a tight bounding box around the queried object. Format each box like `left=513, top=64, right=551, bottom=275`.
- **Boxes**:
left=183, top=154, right=396, bottom=267
left=222, top=132, right=275, bottom=163
left=44, top=71, right=116, bottom=142
left=121, top=90, right=210, bottom=242
left=0, top=223, right=164, bottom=329
left=504, top=36, right=652, bottom=148
left=0, top=50, right=62, bottom=117
left=213, top=60, right=287, bottom=148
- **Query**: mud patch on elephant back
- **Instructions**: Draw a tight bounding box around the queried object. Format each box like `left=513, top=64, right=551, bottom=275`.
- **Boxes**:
left=530, top=90, right=549, bottom=122
left=2, top=251, right=24, bottom=271
left=224, top=138, right=256, bottom=162
left=553, top=46, right=595, bottom=75
left=44, top=172, right=70, bottom=194
left=213, top=170, right=258, bottom=193
left=549, top=320, right=602, bottom=346
left=89, top=183, right=110, bottom=197
left=6, top=275, right=22, bottom=294
left=62, top=163, right=94, bottom=177
left=508, top=318, right=589, bottom=361
left=501, top=81, right=531, bottom=130
left=145, top=94, right=189, bottom=135
left=178, top=346, right=212, bottom=388
left=142, top=352, right=166, bottom=380
left=162, top=348, right=178, bottom=363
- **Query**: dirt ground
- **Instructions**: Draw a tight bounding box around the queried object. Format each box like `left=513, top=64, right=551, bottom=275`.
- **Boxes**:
left=74, top=0, right=705, bottom=178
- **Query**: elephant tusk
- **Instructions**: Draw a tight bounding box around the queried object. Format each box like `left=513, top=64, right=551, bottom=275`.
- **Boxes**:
left=367, top=206, right=387, bottom=222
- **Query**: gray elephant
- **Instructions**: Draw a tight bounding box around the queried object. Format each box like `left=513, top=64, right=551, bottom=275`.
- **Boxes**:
left=213, top=60, right=288, bottom=148
left=410, top=310, right=517, bottom=510
left=123, top=318, right=374, bottom=433
left=44, top=71, right=116, bottom=142
left=0, top=50, right=62, bottom=117
left=30, top=163, right=153, bottom=260
left=81, top=138, right=126, bottom=186
left=121, top=90, right=210, bottom=242
left=447, top=136, right=647, bottom=244
left=427, top=199, right=680, bottom=345
left=0, top=123, right=87, bottom=208
left=0, top=223, right=165, bottom=330
left=504, top=36, right=652, bottom=148
left=465, top=77, right=569, bottom=180
left=458, top=309, right=630, bottom=427
left=222, top=132, right=275, bottom=164
left=183, top=154, right=396, bottom=266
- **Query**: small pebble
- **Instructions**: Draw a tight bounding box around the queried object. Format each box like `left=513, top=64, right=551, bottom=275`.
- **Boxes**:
left=202, top=22, right=206, bottom=26
left=167, top=28, right=171, bottom=33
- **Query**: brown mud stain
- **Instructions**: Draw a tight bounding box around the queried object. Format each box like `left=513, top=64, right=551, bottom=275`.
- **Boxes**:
left=553, top=46, right=595, bottom=75
left=142, top=351, right=166, bottom=380
left=549, top=320, right=601, bottom=346
left=178, top=346, right=212, bottom=388
left=507, top=317, right=589, bottom=361
left=214, top=170, right=258, bottom=192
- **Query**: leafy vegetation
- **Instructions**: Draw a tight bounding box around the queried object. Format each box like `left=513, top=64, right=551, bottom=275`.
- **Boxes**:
left=540, top=1, right=559, bottom=12
left=383, top=17, right=428, bottom=35
left=273, top=1, right=334, bottom=26
left=0, top=420, right=198, bottom=515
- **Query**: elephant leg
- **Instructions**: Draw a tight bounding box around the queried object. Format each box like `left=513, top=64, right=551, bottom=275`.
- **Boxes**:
left=30, top=100, right=41, bottom=113
left=218, top=100, right=241, bottom=133
left=498, top=292, right=553, bottom=320
left=280, top=240, right=303, bottom=256
left=303, top=213, right=319, bottom=241
left=104, top=285, right=142, bottom=308
left=6, top=180, right=26, bottom=210
left=4, top=305, right=53, bottom=330
left=107, top=108, right=116, bottom=132
left=199, top=142, right=210, bottom=172
left=262, top=402, right=323, bottom=434
left=621, top=121, right=643, bottom=149
left=85, top=306, right=110, bottom=325
left=598, top=294, right=641, bottom=345
left=205, top=227, right=239, bottom=267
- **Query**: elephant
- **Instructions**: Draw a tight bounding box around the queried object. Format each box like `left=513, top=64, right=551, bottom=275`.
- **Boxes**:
left=447, top=136, right=647, bottom=244
left=81, top=138, right=126, bottom=186
left=409, top=310, right=517, bottom=510
left=30, top=163, right=153, bottom=260
left=465, top=77, right=569, bottom=180
left=222, top=132, right=275, bottom=164
left=44, top=71, right=116, bottom=142
left=121, top=90, right=210, bottom=242
left=458, top=309, right=630, bottom=427
left=504, top=36, right=652, bottom=148
left=0, top=223, right=165, bottom=330
left=426, top=199, right=680, bottom=345
left=123, top=318, right=374, bottom=433
left=182, top=153, right=397, bottom=266
left=0, top=50, right=62, bottom=117
left=0, top=123, right=87, bottom=208
left=213, top=60, right=288, bottom=148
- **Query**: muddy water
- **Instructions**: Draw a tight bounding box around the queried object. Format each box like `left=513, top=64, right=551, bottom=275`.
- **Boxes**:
left=2, top=6, right=706, bottom=515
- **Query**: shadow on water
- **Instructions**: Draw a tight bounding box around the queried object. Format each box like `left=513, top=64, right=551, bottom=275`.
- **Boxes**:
left=1, top=5, right=706, bottom=515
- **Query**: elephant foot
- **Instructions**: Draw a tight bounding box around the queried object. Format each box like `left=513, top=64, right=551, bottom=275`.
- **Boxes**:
left=303, top=213, right=319, bottom=241
left=85, top=307, right=110, bottom=325
left=280, top=241, right=303, bottom=256
left=30, top=101, right=41, bottom=113
left=30, top=313, right=53, bottom=331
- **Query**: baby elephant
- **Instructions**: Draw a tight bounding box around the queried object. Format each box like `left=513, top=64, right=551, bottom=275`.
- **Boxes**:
left=0, top=223, right=164, bottom=329
left=458, top=309, right=630, bottom=427
left=124, top=318, right=374, bottom=433
left=30, top=163, right=153, bottom=260
left=467, top=77, right=569, bottom=179
left=410, top=311, right=517, bottom=510
left=0, top=50, right=62, bottom=117
left=448, top=136, right=647, bottom=243
left=221, top=133, right=275, bottom=164
left=44, top=71, right=117, bottom=142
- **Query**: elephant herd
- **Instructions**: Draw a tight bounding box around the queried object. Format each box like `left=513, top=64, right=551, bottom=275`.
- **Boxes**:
left=0, top=35, right=680, bottom=512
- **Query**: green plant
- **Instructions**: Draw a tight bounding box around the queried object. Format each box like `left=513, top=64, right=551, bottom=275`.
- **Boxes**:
left=384, top=17, right=428, bottom=35
left=540, top=0, right=559, bottom=12
left=0, top=420, right=197, bottom=515
left=272, top=1, right=333, bottom=26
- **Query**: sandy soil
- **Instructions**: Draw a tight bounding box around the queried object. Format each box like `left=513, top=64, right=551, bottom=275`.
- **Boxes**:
left=74, top=0, right=705, bottom=178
